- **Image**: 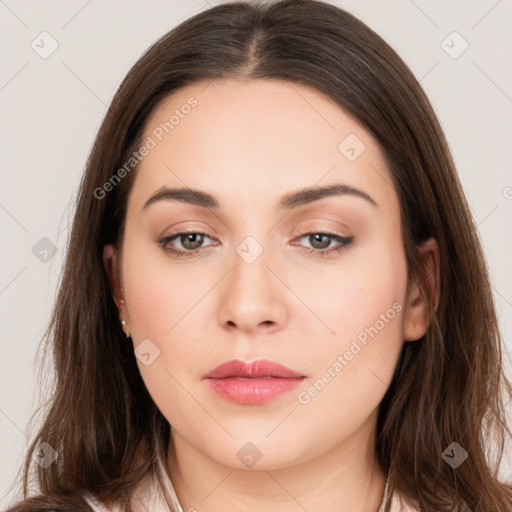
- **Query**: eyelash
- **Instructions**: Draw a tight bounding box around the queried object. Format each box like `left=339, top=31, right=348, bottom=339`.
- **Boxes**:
left=157, top=229, right=354, bottom=259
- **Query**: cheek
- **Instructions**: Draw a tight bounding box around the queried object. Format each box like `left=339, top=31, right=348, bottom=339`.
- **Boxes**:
left=295, top=234, right=408, bottom=416
left=305, top=234, right=408, bottom=354
left=121, top=234, right=216, bottom=379
left=121, top=229, right=201, bottom=338
left=120, top=240, right=211, bottom=429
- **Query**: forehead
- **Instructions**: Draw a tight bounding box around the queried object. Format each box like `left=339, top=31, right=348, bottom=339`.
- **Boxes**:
left=129, top=78, right=396, bottom=214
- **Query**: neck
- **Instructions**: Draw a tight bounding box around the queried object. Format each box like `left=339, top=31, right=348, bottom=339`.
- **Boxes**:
left=166, top=416, right=387, bottom=512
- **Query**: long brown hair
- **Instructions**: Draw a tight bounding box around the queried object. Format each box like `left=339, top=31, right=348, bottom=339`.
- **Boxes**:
left=6, top=1, right=512, bottom=510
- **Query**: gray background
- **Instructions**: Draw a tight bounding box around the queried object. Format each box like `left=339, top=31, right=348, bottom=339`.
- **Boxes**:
left=1, top=0, right=511, bottom=506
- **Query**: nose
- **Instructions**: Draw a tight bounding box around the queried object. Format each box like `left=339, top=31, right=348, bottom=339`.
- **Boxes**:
left=217, top=241, right=288, bottom=335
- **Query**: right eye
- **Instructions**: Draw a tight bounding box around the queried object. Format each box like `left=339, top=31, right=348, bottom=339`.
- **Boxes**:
left=158, top=231, right=217, bottom=258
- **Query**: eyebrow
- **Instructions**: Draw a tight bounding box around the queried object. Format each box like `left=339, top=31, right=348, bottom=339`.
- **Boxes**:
left=142, top=183, right=378, bottom=211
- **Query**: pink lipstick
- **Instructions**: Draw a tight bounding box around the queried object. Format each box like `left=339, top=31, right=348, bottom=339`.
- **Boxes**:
left=202, top=359, right=305, bottom=405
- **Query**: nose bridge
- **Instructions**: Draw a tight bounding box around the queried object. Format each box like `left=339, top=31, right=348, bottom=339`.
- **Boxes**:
left=227, top=202, right=274, bottom=274
left=217, top=231, right=287, bottom=332
left=231, top=232, right=274, bottom=303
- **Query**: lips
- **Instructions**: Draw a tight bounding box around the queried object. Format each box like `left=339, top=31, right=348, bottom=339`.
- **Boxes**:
left=202, top=359, right=305, bottom=380
left=202, top=359, right=306, bottom=405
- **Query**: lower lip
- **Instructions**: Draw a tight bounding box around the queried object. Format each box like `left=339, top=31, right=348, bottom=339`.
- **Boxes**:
left=205, top=377, right=304, bottom=405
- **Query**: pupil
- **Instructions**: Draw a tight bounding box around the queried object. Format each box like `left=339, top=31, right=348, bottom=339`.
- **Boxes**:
left=183, top=233, right=203, bottom=249
left=311, top=234, right=330, bottom=249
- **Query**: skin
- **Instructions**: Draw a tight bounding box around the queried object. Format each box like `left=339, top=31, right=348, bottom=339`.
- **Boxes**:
left=104, top=78, right=439, bottom=512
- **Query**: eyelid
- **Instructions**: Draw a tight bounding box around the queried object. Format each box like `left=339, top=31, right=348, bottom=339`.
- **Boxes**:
left=158, top=222, right=219, bottom=237
left=160, top=229, right=217, bottom=247
left=293, top=224, right=352, bottom=238
left=291, top=229, right=353, bottom=247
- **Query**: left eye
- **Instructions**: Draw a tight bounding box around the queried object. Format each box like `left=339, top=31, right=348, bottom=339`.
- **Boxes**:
left=293, top=232, right=354, bottom=256
left=297, top=232, right=343, bottom=250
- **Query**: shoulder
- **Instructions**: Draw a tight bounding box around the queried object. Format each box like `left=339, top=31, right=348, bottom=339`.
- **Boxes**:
left=387, top=489, right=422, bottom=512
left=82, top=493, right=118, bottom=512
left=82, top=470, right=182, bottom=512
left=5, top=494, right=96, bottom=512
left=389, top=491, right=472, bottom=512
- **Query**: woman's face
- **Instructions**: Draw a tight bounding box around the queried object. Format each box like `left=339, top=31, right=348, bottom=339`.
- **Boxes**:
left=104, top=78, right=432, bottom=470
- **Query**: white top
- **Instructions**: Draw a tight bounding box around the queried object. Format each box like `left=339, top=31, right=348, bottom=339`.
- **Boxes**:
left=83, top=470, right=418, bottom=512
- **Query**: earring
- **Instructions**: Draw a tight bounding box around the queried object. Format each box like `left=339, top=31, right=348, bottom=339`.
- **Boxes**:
left=120, top=320, right=131, bottom=339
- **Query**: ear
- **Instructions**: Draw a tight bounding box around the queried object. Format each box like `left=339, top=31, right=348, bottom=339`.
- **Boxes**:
left=103, top=244, right=127, bottom=317
left=403, top=237, right=440, bottom=342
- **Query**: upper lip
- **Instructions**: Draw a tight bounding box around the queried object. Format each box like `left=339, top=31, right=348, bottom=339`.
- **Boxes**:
left=202, top=359, right=305, bottom=379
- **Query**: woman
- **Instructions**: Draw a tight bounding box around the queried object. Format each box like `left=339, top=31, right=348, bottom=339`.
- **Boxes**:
left=6, top=0, right=512, bottom=511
